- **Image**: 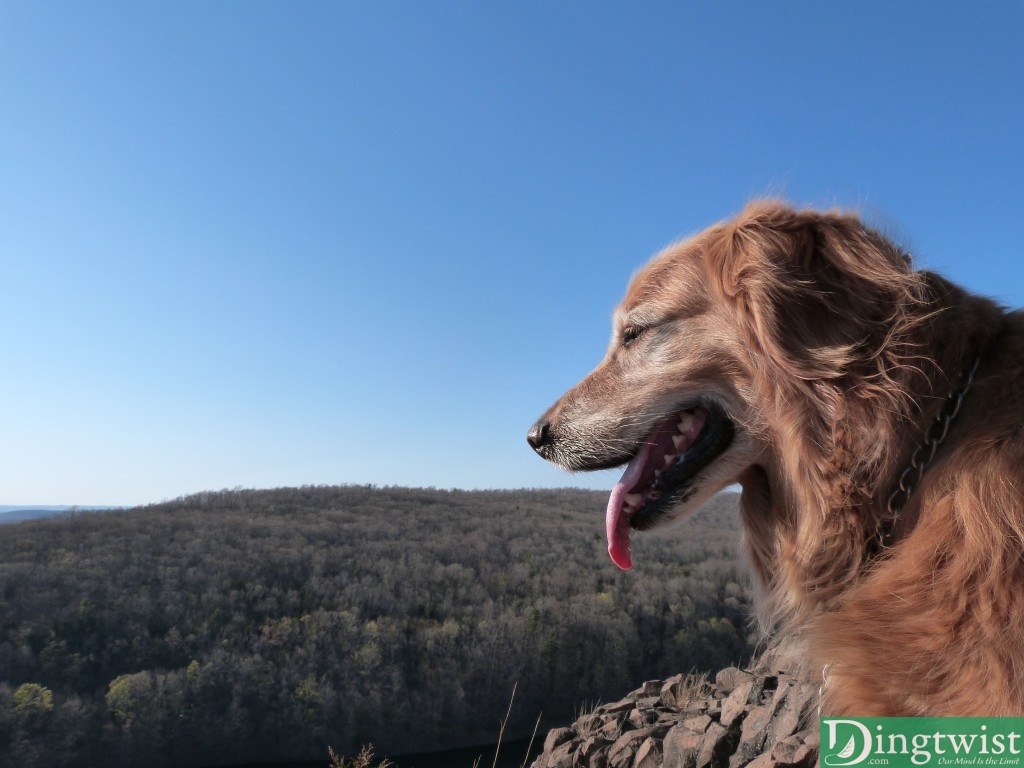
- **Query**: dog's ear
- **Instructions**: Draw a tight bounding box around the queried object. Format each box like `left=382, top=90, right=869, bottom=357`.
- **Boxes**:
left=708, top=200, right=918, bottom=385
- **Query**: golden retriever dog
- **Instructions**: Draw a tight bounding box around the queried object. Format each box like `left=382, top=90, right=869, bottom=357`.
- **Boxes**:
left=527, top=200, right=1024, bottom=716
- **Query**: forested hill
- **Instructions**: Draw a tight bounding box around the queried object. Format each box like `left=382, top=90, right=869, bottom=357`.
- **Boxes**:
left=0, top=485, right=755, bottom=768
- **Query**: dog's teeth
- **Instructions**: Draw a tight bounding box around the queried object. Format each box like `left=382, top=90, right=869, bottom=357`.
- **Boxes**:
left=625, top=493, right=643, bottom=508
left=653, top=469, right=662, bottom=481
left=664, top=455, right=675, bottom=467
left=677, top=413, right=694, bottom=432
left=672, top=434, right=685, bottom=450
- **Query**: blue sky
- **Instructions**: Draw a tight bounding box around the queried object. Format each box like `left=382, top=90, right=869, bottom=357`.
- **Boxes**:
left=1, top=2, right=1021, bottom=505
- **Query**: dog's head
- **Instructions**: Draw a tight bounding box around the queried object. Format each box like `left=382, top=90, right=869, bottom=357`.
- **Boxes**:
left=529, top=201, right=925, bottom=572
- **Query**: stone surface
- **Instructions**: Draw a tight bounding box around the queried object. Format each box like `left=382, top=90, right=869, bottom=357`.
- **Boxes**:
left=543, top=738, right=575, bottom=768
left=736, top=705, right=774, bottom=762
left=634, top=737, right=663, bottom=768
left=597, top=697, right=638, bottom=715
left=544, top=727, right=575, bottom=753
left=576, top=714, right=604, bottom=736
left=607, top=727, right=657, bottom=768
left=662, top=724, right=705, bottom=768
left=720, top=679, right=755, bottom=727
left=529, top=636, right=818, bottom=768
left=697, top=721, right=732, bottom=767
left=771, top=731, right=817, bottom=767
left=638, top=680, right=664, bottom=697
left=682, top=714, right=712, bottom=734
left=715, top=667, right=755, bottom=691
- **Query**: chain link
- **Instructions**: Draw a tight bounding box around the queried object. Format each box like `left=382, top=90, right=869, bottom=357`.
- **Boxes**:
left=883, top=356, right=981, bottom=527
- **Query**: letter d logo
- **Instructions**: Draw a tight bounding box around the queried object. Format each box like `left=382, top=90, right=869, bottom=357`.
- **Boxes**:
left=822, top=719, right=873, bottom=766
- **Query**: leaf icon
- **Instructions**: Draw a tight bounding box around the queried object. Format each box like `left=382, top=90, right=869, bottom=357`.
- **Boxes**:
left=837, top=735, right=857, bottom=759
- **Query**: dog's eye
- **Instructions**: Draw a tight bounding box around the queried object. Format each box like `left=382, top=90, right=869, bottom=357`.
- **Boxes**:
left=621, top=325, right=645, bottom=347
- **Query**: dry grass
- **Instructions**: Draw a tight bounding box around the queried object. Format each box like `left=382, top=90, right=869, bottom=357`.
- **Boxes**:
left=327, top=744, right=394, bottom=768
left=329, top=683, right=541, bottom=768
left=471, top=682, right=542, bottom=768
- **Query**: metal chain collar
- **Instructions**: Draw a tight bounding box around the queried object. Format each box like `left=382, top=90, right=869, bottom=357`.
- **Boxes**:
left=880, top=356, right=981, bottom=541
left=818, top=664, right=830, bottom=719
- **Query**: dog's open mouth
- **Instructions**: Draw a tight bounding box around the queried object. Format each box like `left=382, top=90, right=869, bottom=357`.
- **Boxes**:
left=605, top=403, right=734, bottom=570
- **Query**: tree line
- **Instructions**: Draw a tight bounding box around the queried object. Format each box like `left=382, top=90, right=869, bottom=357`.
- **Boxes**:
left=0, top=485, right=755, bottom=767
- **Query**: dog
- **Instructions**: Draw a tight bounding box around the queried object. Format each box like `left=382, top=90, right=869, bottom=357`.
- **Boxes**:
left=527, top=200, right=1024, bottom=716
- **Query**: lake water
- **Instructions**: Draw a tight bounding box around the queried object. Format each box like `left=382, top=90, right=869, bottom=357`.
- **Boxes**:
left=230, top=737, right=542, bottom=768
left=387, top=738, right=540, bottom=768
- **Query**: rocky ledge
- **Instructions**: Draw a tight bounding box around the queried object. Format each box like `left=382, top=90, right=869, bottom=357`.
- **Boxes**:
left=529, top=637, right=818, bottom=768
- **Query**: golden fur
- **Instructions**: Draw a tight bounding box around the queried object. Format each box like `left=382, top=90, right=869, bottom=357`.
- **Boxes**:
left=531, top=200, right=1024, bottom=715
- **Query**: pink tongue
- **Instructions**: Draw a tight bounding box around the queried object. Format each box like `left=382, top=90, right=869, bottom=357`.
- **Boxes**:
left=605, top=441, right=652, bottom=571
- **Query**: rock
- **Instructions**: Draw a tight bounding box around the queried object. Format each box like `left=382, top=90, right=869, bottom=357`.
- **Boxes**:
left=638, top=680, right=663, bottom=697
left=530, top=636, right=819, bottom=768
left=765, top=680, right=817, bottom=751
left=600, top=717, right=623, bottom=738
left=544, top=727, right=575, bottom=753
left=771, top=731, right=817, bottom=767
left=755, top=635, right=816, bottom=678
left=720, top=680, right=754, bottom=727
left=658, top=710, right=684, bottom=727
left=663, top=723, right=706, bottom=768
left=575, top=714, right=603, bottom=737
left=736, top=705, right=774, bottom=762
left=682, top=714, right=712, bottom=733
left=634, top=737, right=663, bottom=768
left=607, top=727, right=656, bottom=768
left=597, top=696, right=637, bottom=715
left=698, top=721, right=733, bottom=767
left=716, top=667, right=755, bottom=691
left=803, top=729, right=820, bottom=751
left=579, top=736, right=609, bottom=760
left=627, top=707, right=658, bottom=729
left=752, top=675, right=779, bottom=706
left=743, top=751, right=776, bottom=768
left=661, top=674, right=709, bottom=709
left=545, top=738, right=575, bottom=768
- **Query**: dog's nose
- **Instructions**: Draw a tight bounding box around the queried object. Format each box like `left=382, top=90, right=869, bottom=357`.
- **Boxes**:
left=527, top=420, right=551, bottom=451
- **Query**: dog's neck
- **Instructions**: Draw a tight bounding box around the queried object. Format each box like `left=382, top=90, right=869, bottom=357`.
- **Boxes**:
left=871, top=273, right=1000, bottom=543
left=755, top=271, right=1004, bottom=622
